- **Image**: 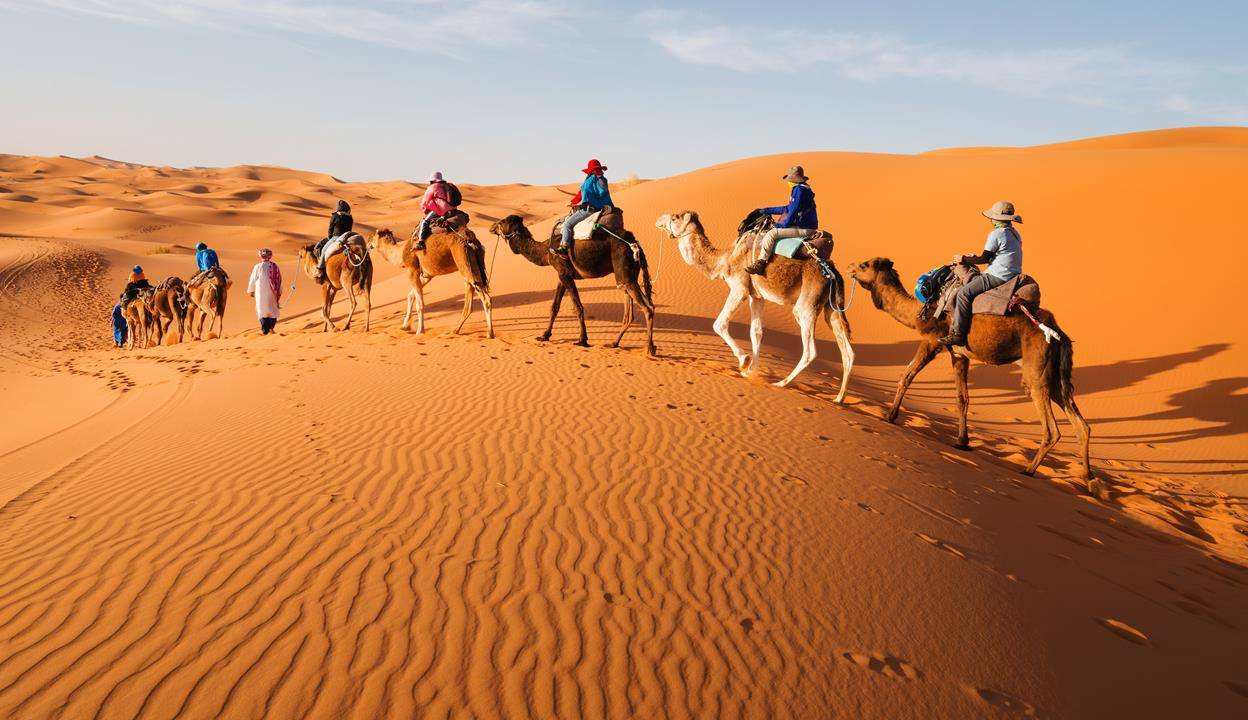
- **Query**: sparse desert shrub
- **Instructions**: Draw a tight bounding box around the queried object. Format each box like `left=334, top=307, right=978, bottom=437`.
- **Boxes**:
left=146, top=244, right=174, bottom=255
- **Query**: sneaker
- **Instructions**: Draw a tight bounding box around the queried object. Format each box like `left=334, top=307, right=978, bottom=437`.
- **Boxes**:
left=744, top=259, right=768, bottom=275
left=938, top=333, right=966, bottom=347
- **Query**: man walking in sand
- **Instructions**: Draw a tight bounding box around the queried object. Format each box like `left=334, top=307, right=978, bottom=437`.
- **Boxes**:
left=247, top=248, right=283, bottom=335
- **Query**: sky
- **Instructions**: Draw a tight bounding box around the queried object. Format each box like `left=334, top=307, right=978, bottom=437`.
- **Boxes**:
left=1, top=1, right=1245, bottom=184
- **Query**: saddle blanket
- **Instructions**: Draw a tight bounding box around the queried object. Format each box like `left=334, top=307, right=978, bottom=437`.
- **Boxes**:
left=738, top=230, right=834, bottom=261
left=555, top=207, right=626, bottom=241
left=932, top=265, right=1041, bottom=318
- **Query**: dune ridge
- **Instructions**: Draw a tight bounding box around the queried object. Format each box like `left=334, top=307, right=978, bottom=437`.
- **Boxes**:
left=0, top=128, right=1245, bottom=718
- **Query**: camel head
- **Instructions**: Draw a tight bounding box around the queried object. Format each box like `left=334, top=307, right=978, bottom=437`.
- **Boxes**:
left=489, top=215, right=531, bottom=253
left=297, top=244, right=318, bottom=276
left=847, top=258, right=900, bottom=289
left=654, top=211, right=700, bottom=240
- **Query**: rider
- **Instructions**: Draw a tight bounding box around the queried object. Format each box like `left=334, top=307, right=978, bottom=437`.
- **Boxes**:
left=190, top=241, right=220, bottom=284
left=745, top=165, right=818, bottom=275
left=121, top=264, right=151, bottom=301
left=938, top=201, right=1024, bottom=347
left=314, top=199, right=354, bottom=280
left=554, top=159, right=612, bottom=258
left=415, top=171, right=453, bottom=250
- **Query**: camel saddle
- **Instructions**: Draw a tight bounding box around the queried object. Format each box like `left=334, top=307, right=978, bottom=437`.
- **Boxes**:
left=734, top=210, right=833, bottom=262
left=429, top=210, right=470, bottom=236
left=187, top=266, right=228, bottom=289
left=553, top=207, right=625, bottom=241
left=929, top=264, right=1041, bottom=319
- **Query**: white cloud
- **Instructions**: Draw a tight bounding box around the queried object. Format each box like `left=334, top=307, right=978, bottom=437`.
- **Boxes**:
left=4, top=0, right=576, bottom=51
left=642, top=14, right=1235, bottom=112
left=1163, top=94, right=1248, bottom=123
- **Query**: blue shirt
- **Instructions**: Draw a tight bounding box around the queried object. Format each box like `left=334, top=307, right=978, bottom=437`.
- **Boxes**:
left=762, top=184, right=818, bottom=229
left=196, top=247, right=220, bottom=271
left=984, top=226, right=1023, bottom=281
left=579, top=174, right=613, bottom=210
left=112, top=304, right=127, bottom=345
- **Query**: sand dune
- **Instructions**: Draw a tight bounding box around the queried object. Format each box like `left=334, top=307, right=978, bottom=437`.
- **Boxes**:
left=0, top=129, right=1245, bottom=718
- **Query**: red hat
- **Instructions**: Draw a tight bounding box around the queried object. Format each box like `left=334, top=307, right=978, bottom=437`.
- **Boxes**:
left=582, top=158, right=607, bottom=175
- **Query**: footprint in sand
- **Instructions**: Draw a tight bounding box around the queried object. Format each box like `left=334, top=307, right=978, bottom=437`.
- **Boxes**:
left=971, top=687, right=1045, bottom=717
left=842, top=652, right=921, bottom=680
left=914, top=532, right=967, bottom=559
left=1094, top=617, right=1150, bottom=646
left=938, top=450, right=979, bottom=467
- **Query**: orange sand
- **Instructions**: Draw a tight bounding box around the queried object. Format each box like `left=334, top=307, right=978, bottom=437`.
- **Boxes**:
left=0, top=128, right=1245, bottom=718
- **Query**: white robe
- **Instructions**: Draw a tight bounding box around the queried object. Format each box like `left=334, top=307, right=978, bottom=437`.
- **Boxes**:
left=247, top=261, right=282, bottom=319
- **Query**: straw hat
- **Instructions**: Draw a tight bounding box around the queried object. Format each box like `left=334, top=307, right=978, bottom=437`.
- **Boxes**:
left=982, top=200, right=1022, bottom=223
left=781, top=165, right=809, bottom=183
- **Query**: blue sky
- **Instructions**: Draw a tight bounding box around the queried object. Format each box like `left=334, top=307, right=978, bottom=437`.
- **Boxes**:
left=2, top=1, right=1244, bottom=184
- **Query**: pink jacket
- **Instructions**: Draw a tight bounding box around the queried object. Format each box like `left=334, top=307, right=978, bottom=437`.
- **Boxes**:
left=421, top=181, right=452, bottom=217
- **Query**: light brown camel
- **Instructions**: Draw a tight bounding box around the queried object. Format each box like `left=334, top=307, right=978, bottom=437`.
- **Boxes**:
left=488, top=215, right=656, bottom=355
left=847, top=257, right=1094, bottom=487
left=186, top=268, right=231, bottom=340
left=655, top=211, right=854, bottom=401
left=368, top=227, right=493, bottom=337
left=121, top=287, right=154, bottom=350
left=297, top=232, right=373, bottom=332
left=146, top=276, right=188, bottom=344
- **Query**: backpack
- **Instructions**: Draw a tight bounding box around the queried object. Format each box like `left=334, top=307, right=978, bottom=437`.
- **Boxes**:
left=915, top=264, right=953, bottom=304
left=446, top=183, right=463, bottom=207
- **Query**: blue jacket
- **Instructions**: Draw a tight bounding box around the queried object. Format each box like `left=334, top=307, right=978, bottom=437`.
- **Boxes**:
left=196, top=247, right=220, bottom=271
left=762, top=183, right=818, bottom=229
left=579, top=174, right=613, bottom=210
left=112, top=304, right=127, bottom=346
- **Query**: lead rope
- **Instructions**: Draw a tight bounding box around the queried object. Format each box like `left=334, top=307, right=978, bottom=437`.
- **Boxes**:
left=828, top=275, right=857, bottom=314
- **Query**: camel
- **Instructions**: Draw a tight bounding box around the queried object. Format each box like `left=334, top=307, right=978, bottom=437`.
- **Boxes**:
left=489, top=215, right=656, bottom=355
left=297, top=233, right=373, bottom=332
left=186, top=268, right=232, bottom=340
left=121, top=287, right=154, bottom=350
left=368, top=227, right=493, bottom=337
left=655, top=211, right=854, bottom=401
left=146, top=276, right=188, bottom=344
left=847, top=257, right=1093, bottom=486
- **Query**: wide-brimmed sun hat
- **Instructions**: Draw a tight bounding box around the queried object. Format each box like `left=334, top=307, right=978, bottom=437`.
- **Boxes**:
left=428, top=171, right=444, bottom=183
left=582, top=158, right=607, bottom=175
left=258, top=248, right=273, bottom=259
left=781, top=165, right=809, bottom=183
left=982, top=200, right=1022, bottom=223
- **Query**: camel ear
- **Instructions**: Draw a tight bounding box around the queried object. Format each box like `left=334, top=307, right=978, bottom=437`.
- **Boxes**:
left=875, top=258, right=893, bottom=271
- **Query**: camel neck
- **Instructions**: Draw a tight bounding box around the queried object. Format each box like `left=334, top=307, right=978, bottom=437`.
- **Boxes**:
left=509, top=227, right=552, bottom=268
left=680, top=227, right=727, bottom=278
left=870, top=272, right=923, bottom=330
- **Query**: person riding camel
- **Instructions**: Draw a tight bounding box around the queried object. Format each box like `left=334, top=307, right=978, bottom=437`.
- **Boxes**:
left=120, top=264, right=151, bottom=301
left=414, top=171, right=456, bottom=250
left=938, top=200, right=1024, bottom=347
left=314, top=199, right=354, bottom=280
left=189, top=241, right=220, bottom=285
left=745, top=165, right=818, bottom=275
left=554, top=158, right=613, bottom=258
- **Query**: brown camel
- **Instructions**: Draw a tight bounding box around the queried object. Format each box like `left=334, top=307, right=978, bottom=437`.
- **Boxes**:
left=368, top=227, right=493, bottom=337
left=121, top=287, right=154, bottom=350
left=488, top=214, right=656, bottom=355
left=186, top=268, right=232, bottom=340
left=847, top=257, right=1093, bottom=487
left=655, top=211, right=854, bottom=400
left=297, top=232, right=373, bottom=332
left=146, top=276, right=188, bottom=344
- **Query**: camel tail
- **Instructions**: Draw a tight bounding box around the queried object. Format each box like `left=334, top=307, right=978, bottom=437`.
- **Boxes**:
left=468, top=242, right=489, bottom=292
left=633, top=233, right=654, bottom=301
left=823, top=266, right=851, bottom=338
left=1050, top=330, right=1076, bottom=410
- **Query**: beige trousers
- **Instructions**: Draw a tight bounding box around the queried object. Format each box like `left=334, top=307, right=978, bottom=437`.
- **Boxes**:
left=757, top=227, right=813, bottom=261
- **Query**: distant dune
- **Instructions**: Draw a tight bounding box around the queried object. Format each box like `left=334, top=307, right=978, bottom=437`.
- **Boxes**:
left=0, top=128, right=1244, bottom=718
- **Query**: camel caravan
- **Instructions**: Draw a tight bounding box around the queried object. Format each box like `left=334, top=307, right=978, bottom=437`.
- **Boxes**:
left=109, top=160, right=1095, bottom=490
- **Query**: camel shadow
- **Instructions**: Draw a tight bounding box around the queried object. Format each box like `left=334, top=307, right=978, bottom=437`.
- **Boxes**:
left=1092, top=377, right=1248, bottom=452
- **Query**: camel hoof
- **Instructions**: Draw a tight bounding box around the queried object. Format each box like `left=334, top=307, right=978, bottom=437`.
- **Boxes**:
left=575, top=340, right=590, bottom=348
left=773, top=380, right=790, bottom=388
left=647, top=346, right=657, bottom=357
left=1087, top=477, right=1110, bottom=501
left=536, top=334, right=550, bottom=342
left=608, top=341, right=620, bottom=349
left=885, top=414, right=899, bottom=425
left=1021, top=468, right=1037, bottom=477
left=952, top=442, right=971, bottom=451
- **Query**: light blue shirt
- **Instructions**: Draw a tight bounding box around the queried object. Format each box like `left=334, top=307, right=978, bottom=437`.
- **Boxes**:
left=984, top=226, right=1022, bottom=281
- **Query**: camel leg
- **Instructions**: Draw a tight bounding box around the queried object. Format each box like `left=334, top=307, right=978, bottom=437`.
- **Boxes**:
left=413, top=282, right=427, bottom=335
left=1059, top=398, right=1094, bottom=481
left=363, top=285, right=371, bottom=332
left=401, top=288, right=416, bottom=331
left=636, top=280, right=657, bottom=357
left=610, top=295, right=633, bottom=348
left=1024, top=383, right=1062, bottom=477
left=322, top=288, right=337, bottom=332
left=827, top=310, right=854, bottom=404
left=712, top=285, right=750, bottom=373
left=888, top=341, right=940, bottom=423
left=747, top=296, right=764, bottom=375
left=453, top=283, right=474, bottom=334
left=343, top=284, right=358, bottom=331
left=566, top=281, right=590, bottom=347
left=776, top=303, right=818, bottom=387
left=538, top=284, right=566, bottom=342
left=479, top=289, right=494, bottom=339
left=951, top=353, right=971, bottom=449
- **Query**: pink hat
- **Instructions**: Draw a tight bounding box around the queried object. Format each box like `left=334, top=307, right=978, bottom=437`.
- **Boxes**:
left=428, top=171, right=444, bottom=183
